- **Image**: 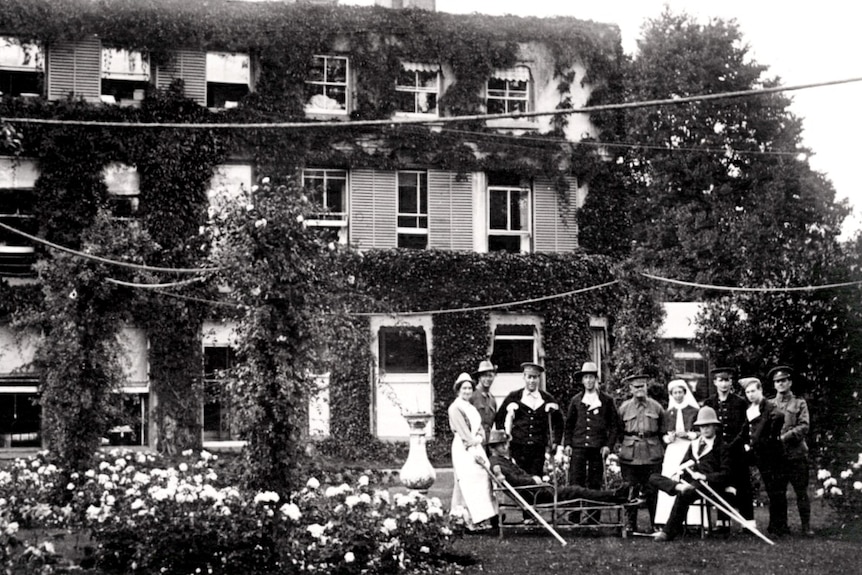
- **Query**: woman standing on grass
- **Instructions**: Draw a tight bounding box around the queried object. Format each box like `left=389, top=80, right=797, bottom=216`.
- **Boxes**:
left=448, top=372, right=497, bottom=530
left=654, top=379, right=700, bottom=525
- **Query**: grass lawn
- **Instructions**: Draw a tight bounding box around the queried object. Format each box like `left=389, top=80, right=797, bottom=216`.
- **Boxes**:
left=448, top=497, right=862, bottom=575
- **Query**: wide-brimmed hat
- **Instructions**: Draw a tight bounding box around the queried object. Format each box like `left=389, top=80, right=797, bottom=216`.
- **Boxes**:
left=693, top=406, right=721, bottom=427
left=520, top=361, right=545, bottom=373
left=574, top=361, right=599, bottom=380
left=487, top=430, right=510, bottom=446
left=453, top=372, right=475, bottom=393
left=767, top=365, right=793, bottom=382
left=710, top=366, right=736, bottom=377
left=472, top=360, right=498, bottom=378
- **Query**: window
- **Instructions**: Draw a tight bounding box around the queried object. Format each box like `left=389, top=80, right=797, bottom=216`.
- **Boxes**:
left=0, top=157, right=39, bottom=277
left=490, top=324, right=537, bottom=373
left=379, top=326, right=428, bottom=374
left=107, top=393, right=149, bottom=447
left=487, top=173, right=531, bottom=253
left=302, top=168, right=348, bottom=244
left=0, top=325, right=40, bottom=448
left=305, top=55, right=348, bottom=114
left=203, top=345, right=239, bottom=442
left=486, top=66, right=531, bottom=115
left=206, top=52, right=250, bottom=109
left=0, top=36, right=42, bottom=97
left=110, top=327, right=149, bottom=447
left=102, top=162, right=140, bottom=219
left=397, top=171, right=428, bottom=249
left=101, top=47, right=149, bottom=104
left=394, top=62, right=439, bottom=116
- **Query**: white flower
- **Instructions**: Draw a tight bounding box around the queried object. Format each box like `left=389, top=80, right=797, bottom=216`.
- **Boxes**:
left=130, top=499, right=145, bottom=510
left=254, top=218, right=267, bottom=229
left=408, top=511, right=428, bottom=523
left=420, top=546, right=429, bottom=554
left=261, top=177, right=270, bottom=185
left=296, top=215, right=304, bottom=223
left=280, top=502, right=301, bottom=521
left=841, top=469, right=853, bottom=480
left=344, top=495, right=361, bottom=508
left=817, top=469, right=832, bottom=480
left=328, top=242, right=336, bottom=251
left=381, top=518, right=397, bottom=533
left=254, top=491, right=280, bottom=504
left=344, top=552, right=355, bottom=563
left=246, top=203, right=255, bottom=212
left=831, top=487, right=843, bottom=496
left=824, top=477, right=838, bottom=488
left=4, top=522, right=18, bottom=535
left=307, top=523, right=325, bottom=539
left=179, top=463, right=189, bottom=472
left=854, top=481, right=862, bottom=491
left=66, top=482, right=75, bottom=490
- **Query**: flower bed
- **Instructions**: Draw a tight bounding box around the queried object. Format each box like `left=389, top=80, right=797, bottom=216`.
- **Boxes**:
left=0, top=450, right=463, bottom=574
left=816, top=453, right=862, bottom=521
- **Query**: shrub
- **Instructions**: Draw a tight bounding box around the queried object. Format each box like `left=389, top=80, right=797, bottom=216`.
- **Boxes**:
left=815, top=453, right=862, bottom=521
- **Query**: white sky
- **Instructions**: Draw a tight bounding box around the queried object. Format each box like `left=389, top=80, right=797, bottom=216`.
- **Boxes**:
left=344, top=0, right=862, bottom=238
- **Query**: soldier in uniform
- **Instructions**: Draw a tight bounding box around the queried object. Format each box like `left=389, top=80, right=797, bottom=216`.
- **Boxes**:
left=494, top=362, right=563, bottom=476
left=769, top=365, right=814, bottom=536
left=469, top=360, right=498, bottom=448
left=703, top=366, right=754, bottom=524
left=617, top=373, right=666, bottom=534
left=564, top=361, right=620, bottom=523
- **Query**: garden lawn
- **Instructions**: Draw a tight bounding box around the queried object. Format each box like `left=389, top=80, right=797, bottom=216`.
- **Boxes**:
left=450, top=499, right=862, bottom=575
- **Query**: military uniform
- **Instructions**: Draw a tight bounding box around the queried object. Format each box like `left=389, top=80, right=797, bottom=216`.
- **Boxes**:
left=564, top=390, right=620, bottom=488
left=617, top=394, right=666, bottom=532
left=469, top=388, right=497, bottom=445
left=772, top=391, right=811, bottom=532
left=704, top=392, right=754, bottom=519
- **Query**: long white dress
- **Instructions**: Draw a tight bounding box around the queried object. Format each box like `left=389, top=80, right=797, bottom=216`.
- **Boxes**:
left=655, top=398, right=701, bottom=525
left=449, top=397, right=497, bottom=525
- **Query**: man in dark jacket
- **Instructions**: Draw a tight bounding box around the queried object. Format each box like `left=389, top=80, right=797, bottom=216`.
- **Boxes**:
left=564, top=361, right=620, bottom=523
left=741, top=376, right=789, bottom=536
left=487, top=430, right=631, bottom=506
left=703, top=366, right=754, bottom=523
left=650, top=406, right=731, bottom=541
left=494, top=362, right=563, bottom=476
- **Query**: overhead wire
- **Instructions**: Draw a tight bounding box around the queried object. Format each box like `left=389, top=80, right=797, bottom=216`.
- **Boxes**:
left=641, top=272, right=862, bottom=292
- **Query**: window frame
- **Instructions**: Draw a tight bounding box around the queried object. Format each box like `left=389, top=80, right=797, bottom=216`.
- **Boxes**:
left=485, top=65, right=532, bottom=115
left=0, top=157, right=39, bottom=277
left=396, top=170, right=428, bottom=249
left=301, top=168, right=349, bottom=245
left=394, top=63, right=440, bottom=117
left=0, top=36, right=43, bottom=98
left=100, top=46, right=150, bottom=105
left=205, top=51, right=251, bottom=110
left=304, top=55, right=350, bottom=115
left=487, top=182, right=532, bottom=253
left=102, top=162, right=140, bottom=220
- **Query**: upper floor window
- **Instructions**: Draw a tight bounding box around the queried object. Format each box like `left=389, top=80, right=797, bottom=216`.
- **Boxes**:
left=487, top=173, right=531, bottom=253
left=0, top=157, right=39, bottom=277
left=397, top=171, right=427, bottom=249
left=0, top=36, right=42, bottom=97
left=102, top=162, right=140, bottom=219
left=305, top=55, right=348, bottom=114
left=206, top=52, right=250, bottom=109
left=302, top=168, right=348, bottom=244
left=486, top=66, right=531, bottom=115
left=101, top=47, right=149, bottom=104
left=394, top=62, right=439, bottom=116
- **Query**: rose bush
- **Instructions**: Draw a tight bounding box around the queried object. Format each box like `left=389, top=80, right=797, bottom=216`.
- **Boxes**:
left=816, top=453, right=862, bottom=520
left=0, top=449, right=462, bottom=574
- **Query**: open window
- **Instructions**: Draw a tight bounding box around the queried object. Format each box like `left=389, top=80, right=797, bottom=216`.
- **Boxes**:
left=487, top=172, right=531, bottom=253
left=102, top=162, right=140, bottom=219
left=0, top=36, right=42, bottom=97
left=305, top=55, right=349, bottom=114
left=0, top=325, right=40, bottom=448
left=302, top=168, right=348, bottom=244
left=486, top=66, right=531, bottom=115
left=0, top=157, right=39, bottom=277
left=108, top=327, right=150, bottom=447
left=202, top=321, right=241, bottom=444
left=394, top=62, right=439, bottom=116
left=488, top=314, right=543, bottom=403
left=396, top=171, right=428, bottom=249
left=206, top=52, right=251, bottom=109
left=101, top=47, right=149, bottom=105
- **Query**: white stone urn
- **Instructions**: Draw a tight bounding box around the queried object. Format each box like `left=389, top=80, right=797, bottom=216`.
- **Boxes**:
left=399, top=412, right=436, bottom=492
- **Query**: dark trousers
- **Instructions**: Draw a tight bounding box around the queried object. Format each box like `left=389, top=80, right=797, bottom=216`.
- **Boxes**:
left=781, top=457, right=811, bottom=528
left=722, top=452, right=754, bottom=521
left=620, top=462, right=661, bottom=531
left=757, top=460, right=789, bottom=534
left=511, top=442, right=546, bottom=478
left=570, top=446, right=605, bottom=524
left=649, top=473, right=710, bottom=540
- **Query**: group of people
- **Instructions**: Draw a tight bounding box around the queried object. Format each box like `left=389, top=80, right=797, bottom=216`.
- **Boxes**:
left=447, top=359, right=813, bottom=540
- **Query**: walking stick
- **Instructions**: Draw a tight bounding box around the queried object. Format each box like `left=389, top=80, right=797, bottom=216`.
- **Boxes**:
left=477, top=457, right=568, bottom=546
left=680, top=479, right=774, bottom=545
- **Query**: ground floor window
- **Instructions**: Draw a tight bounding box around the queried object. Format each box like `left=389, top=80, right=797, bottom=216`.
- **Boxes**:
left=106, top=393, right=148, bottom=447
left=203, top=345, right=239, bottom=442
left=0, top=390, right=40, bottom=448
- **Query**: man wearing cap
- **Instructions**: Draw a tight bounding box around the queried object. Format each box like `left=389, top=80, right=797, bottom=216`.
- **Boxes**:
left=769, top=365, right=813, bottom=536
left=564, top=361, right=620, bottom=523
left=494, top=362, right=564, bottom=476
left=741, top=376, right=788, bottom=536
left=470, top=360, right=499, bottom=447
left=703, top=366, right=754, bottom=523
left=650, top=406, right=731, bottom=542
left=617, top=374, right=666, bottom=533
left=486, top=430, right=632, bottom=508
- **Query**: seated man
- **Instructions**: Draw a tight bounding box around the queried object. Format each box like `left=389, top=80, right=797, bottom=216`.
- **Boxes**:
left=649, top=406, right=731, bottom=542
left=486, top=429, right=632, bottom=513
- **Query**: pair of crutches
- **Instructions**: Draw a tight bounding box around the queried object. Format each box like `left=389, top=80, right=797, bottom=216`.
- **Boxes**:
left=676, top=462, right=774, bottom=545
left=477, top=457, right=567, bottom=546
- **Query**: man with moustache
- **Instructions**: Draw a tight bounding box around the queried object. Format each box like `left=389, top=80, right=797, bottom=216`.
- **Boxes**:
left=470, top=360, right=499, bottom=447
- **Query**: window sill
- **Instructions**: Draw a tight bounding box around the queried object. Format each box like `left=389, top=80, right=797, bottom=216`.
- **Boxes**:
left=485, top=117, right=539, bottom=131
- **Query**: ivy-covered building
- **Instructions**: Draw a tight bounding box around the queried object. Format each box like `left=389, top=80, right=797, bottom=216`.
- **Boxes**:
left=0, top=0, right=631, bottom=455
